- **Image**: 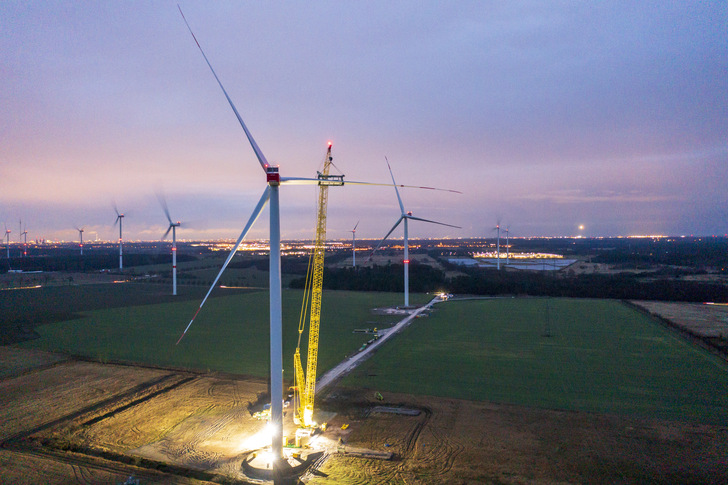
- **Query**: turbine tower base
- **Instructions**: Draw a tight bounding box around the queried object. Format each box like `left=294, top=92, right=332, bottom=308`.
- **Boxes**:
left=242, top=449, right=324, bottom=483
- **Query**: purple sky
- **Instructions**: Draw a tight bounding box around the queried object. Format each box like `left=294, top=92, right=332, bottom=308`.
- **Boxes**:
left=2, top=1, right=726, bottom=242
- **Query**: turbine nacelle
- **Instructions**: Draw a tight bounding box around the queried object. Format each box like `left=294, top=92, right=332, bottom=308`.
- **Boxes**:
left=266, top=166, right=281, bottom=185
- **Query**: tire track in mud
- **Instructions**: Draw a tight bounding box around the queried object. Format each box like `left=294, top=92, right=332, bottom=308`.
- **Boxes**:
left=420, top=422, right=465, bottom=477
left=401, top=406, right=432, bottom=456
left=1, top=373, right=189, bottom=446
left=359, top=405, right=435, bottom=484
left=166, top=379, right=251, bottom=471
left=5, top=445, right=221, bottom=485
left=82, top=375, right=197, bottom=427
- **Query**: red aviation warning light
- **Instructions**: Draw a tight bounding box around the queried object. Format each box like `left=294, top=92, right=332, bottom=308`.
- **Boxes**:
left=403, top=259, right=410, bottom=264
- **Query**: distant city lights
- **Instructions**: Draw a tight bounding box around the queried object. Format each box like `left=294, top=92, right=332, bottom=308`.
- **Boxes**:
left=472, top=251, right=564, bottom=260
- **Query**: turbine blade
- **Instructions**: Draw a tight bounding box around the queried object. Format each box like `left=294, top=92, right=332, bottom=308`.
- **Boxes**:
left=176, top=186, right=271, bottom=345
left=280, top=176, right=447, bottom=188
left=385, top=157, right=406, bottom=215
left=353, top=220, right=360, bottom=231
left=162, top=225, right=173, bottom=240
left=343, top=179, right=461, bottom=193
left=178, top=6, right=269, bottom=172
left=156, top=191, right=173, bottom=224
left=366, top=216, right=404, bottom=263
left=405, top=215, right=461, bottom=229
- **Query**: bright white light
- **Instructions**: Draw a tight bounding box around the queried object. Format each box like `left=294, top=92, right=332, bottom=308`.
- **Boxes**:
left=238, top=422, right=273, bottom=451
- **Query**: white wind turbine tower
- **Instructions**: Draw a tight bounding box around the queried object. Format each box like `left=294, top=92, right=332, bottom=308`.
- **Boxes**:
left=158, top=193, right=181, bottom=296
left=350, top=220, right=359, bottom=267
left=4, top=224, right=10, bottom=259
left=494, top=219, right=501, bottom=270
left=75, top=227, right=85, bottom=256
left=20, top=220, right=28, bottom=257
left=368, top=159, right=460, bottom=307
left=506, top=226, right=511, bottom=264
left=174, top=9, right=440, bottom=468
left=505, top=225, right=510, bottom=265
left=113, top=206, right=124, bottom=270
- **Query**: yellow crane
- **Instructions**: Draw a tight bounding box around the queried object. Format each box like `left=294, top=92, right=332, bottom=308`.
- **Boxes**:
left=293, top=142, right=343, bottom=427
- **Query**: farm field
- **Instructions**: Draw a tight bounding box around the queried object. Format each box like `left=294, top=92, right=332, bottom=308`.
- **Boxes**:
left=633, top=300, right=728, bottom=338
left=19, top=288, right=430, bottom=378
left=2, top=347, right=726, bottom=485
left=312, top=387, right=728, bottom=484
left=4, top=296, right=728, bottom=483
left=0, top=281, right=223, bottom=345
left=341, top=297, right=728, bottom=424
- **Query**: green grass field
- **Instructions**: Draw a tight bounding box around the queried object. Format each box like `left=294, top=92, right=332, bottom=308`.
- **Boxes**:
left=342, top=298, right=728, bottom=424
left=19, top=288, right=430, bottom=379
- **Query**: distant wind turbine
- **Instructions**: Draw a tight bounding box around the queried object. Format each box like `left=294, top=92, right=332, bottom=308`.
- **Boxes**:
left=505, top=225, right=510, bottom=265
left=113, top=205, right=124, bottom=270
left=494, top=219, right=501, bottom=270
left=75, top=227, right=85, bottom=256
left=158, top=193, right=181, bottom=296
left=20, top=220, right=28, bottom=257
left=368, top=158, right=460, bottom=307
left=4, top=223, right=10, bottom=259
left=350, top=220, right=359, bottom=267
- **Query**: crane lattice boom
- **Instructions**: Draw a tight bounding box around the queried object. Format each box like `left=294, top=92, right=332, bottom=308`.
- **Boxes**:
left=294, top=143, right=343, bottom=427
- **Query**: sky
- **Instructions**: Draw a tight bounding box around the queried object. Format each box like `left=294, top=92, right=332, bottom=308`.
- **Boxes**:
left=2, top=1, right=727, bottom=242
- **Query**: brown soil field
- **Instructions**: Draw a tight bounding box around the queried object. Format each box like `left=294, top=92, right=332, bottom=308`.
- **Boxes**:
left=2, top=347, right=726, bottom=484
left=313, top=388, right=728, bottom=484
left=632, top=301, right=728, bottom=338
left=631, top=300, right=728, bottom=358
left=0, top=345, right=69, bottom=378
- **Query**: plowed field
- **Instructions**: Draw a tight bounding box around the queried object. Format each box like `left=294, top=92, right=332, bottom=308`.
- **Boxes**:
left=2, top=348, right=725, bottom=484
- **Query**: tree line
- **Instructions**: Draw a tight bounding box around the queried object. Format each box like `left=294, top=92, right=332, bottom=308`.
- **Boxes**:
left=291, top=262, right=728, bottom=303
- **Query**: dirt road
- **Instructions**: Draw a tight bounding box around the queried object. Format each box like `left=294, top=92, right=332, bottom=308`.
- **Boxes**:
left=316, top=297, right=439, bottom=392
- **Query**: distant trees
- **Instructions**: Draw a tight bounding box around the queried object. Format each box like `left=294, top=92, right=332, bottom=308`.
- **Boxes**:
left=290, top=262, right=446, bottom=294
left=301, top=263, right=728, bottom=303
left=1, top=253, right=197, bottom=273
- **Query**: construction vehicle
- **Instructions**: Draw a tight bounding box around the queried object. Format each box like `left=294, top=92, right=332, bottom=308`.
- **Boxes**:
left=293, top=142, right=343, bottom=428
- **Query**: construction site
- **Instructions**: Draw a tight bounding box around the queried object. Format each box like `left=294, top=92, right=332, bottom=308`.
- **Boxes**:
left=3, top=328, right=727, bottom=485
left=3, top=5, right=728, bottom=483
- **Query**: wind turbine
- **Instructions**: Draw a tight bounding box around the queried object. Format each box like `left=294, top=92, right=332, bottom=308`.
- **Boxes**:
left=505, top=225, right=510, bottom=265
left=175, top=10, right=329, bottom=468
left=158, top=193, right=181, bottom=296
left=4, top=223, right=10, bottom=259
left=368, top=159, right=460, bottom=307
left=350, top=220, right=359, bottom=267
left=20, top=220, right=28, bottom=257
left=175, top=9, right=444, bottom=468
left=75, top=227, right=85, bottom=256
left=494, top=219, right=501, bottom=270
left=113, top=206, right=124, bottom=270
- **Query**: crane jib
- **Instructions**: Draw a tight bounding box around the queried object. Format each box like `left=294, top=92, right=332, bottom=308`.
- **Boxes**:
left=294, top=145, right=340, bottom=428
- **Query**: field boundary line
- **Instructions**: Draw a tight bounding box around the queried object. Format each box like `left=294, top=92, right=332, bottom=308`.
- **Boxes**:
left=624, top=300, right=728, bottom=364
left=1, top=373, right=183, bottom=445
left=0, top=350, right=71, bottom=383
